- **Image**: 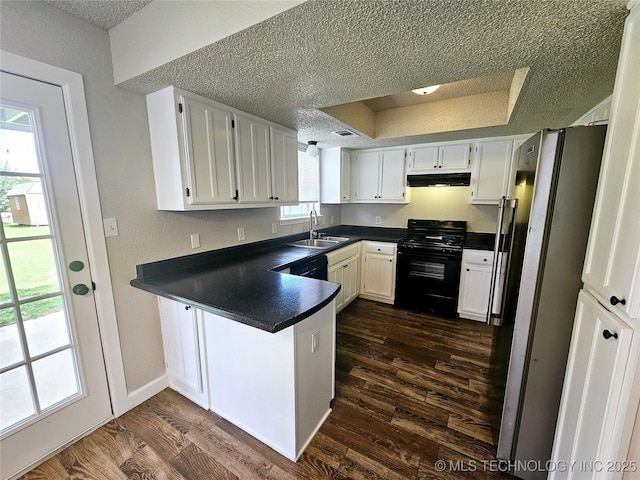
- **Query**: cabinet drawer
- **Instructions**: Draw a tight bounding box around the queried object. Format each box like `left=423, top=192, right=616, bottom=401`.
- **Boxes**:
left=363, top=241, right=396, bottom=255
left=464, top=249, right=493, bottom=266
left=326, top=243, right=360, bottom=266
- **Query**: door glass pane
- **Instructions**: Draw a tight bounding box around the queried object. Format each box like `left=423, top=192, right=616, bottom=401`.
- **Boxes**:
left=0, top=366, right=35, bottom=431
left=1, top=177, right=51, bottom=237
left=0, top=107, right=40, bottom=174
left=8, top=239, right=61, bottom=301
left=23, top=296, right=69, bottom=357
left=0, top=308, right=24, bottom=369
left=0, top=248, right=10, bottom=304
left=32, top=349, right=79, bottom=410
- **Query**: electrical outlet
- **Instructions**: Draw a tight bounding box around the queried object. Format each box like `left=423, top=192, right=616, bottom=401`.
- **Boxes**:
left=237, top=227, right=245, bottom=241
left=272, top=222, right=278, bottom=234
left=311, top=330, right=319, bottom=353
left=375, top=216, right=382, bottom=225
left=103, top=218, right=119, bottom=237
left=330, top=216, right=335, bottom=224
left=190, top=233, right=200, bottom=249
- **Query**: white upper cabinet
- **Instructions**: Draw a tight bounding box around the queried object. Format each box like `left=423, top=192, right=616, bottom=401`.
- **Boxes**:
left=234, top=113, right=271, bottom=203
left=351, top=148, right=407, bottom=203
left=439, top=142, right=472, bottom=170
left=408, top=145, right=439, bottom=172
left=270, top=127, right=299, bottom=204
left=469, top=139, right=513, bottom=204
left=581, top=4, right=640, bottom=322
left=320, top=147, right=351, bottom=203
left=146, top=86, right=298, bottom=210
left=407, top=141, right=472, bottom=173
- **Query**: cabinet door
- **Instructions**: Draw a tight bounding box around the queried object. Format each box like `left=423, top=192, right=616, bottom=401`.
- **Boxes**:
left=458, top=262, right=492, bottom=319
left=182, top=96, right=237, bottom=205
left=550, top=292, right=633, bottom=479
left=235, top=114, right=271, bottom=203
left=340, top=150, right=351, bottom=202
left=352, top=151, right=381, bottom=201
left=343, top=255, right=360, bottom=306
left=380, top=149, right=406, bottom=201
left=438, top=142, right=471, bottom=170
left=328, top=263, right=345, bottom=311
left=581, top=6, right=640, bottom=321
left=157, top=297, right=208, bottom=408
left=469, top=140, right=513, bottom=204
left=362, top=253, right=395, bottom=299
left=408, top=145, right=439, bottom=173
left=270, top=127, right=299, bottom=203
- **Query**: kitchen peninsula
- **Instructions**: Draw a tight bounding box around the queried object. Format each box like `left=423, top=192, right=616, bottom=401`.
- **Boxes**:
left=130, top=227, right=405, bottom=460
left=131, top=237, right=343, bottom=461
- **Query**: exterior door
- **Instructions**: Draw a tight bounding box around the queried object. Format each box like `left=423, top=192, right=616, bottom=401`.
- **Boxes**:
left=0, top=72, right=111, bottom=478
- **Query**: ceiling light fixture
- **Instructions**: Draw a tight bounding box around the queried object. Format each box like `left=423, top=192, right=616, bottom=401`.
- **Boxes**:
left=411, top=84, right=441, bottom=95
left=306, top=141, right=319, bottom=158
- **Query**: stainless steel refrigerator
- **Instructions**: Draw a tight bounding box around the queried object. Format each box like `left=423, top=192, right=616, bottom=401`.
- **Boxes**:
left=487, top=126, right=607, bottom=479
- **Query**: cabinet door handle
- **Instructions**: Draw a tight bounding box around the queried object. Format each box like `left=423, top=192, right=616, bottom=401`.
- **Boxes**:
left=466, top=268, right=470, bottom=271
left=610, top=296, right=626, bottom=306
left=602, top=329, right=618, bottom=340
left=185, top=305, right=191, bottom=310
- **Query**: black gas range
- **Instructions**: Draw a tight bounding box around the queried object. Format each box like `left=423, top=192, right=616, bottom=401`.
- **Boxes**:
left=395, top=219, right=466, bottom=316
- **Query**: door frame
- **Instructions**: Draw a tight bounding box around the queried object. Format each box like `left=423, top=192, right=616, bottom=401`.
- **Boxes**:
left=0, top=50, right=128, bottom=416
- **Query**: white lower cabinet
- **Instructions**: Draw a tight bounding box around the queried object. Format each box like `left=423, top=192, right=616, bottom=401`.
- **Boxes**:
left=157, top=296, right=336, bottom=461
left=157, top=297, right=209, bottom=408
left=327, top=243, right=360, bottom=312
left=360, top=241, right=396, bottom=304
left=550, top=291, right=634, bottom=480
left=458, top=249, right=505, bottom=322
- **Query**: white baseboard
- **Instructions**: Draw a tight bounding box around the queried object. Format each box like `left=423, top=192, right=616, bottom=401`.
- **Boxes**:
left=126, top=374, right=169, bottom=412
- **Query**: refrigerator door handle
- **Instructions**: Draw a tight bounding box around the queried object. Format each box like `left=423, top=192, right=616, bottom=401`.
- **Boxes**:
left=487, top=197, right=518, bottom=325
left=487, top=197, right=507, bottom=324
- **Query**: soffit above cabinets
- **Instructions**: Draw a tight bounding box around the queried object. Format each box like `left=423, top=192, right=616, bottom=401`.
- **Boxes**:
left=321, top=69, right=529, bottom=139
left=43, top=0, right=628, bottom=149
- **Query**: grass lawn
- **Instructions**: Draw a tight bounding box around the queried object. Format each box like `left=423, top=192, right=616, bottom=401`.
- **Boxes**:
left=1, top=223, right=62, bottom=326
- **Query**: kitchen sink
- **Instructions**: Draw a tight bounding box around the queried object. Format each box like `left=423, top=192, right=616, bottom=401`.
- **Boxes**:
left=322, top=236, right=350, bottom=242
left=288, top=239, right=341, bottom=249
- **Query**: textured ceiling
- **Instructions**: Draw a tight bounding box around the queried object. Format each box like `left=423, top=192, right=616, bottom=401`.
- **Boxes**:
left=48, top=0, right=627, bottom=149
left=44, top=0, right=151, bottom=30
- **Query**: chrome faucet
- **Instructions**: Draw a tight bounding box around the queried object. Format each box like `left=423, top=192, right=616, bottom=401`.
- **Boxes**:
left=309, top=209, right=318, bottom=240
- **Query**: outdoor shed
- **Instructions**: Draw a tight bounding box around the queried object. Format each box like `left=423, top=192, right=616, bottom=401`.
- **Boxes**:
left=7, top=181, right=48, bottom=226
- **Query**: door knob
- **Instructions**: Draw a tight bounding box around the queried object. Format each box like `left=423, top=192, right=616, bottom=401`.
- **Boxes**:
left=72, top=284, right=90, bottom=295
left=602, top=329, right=618, bottom=340
left=610, top=296, right=626, bottom=306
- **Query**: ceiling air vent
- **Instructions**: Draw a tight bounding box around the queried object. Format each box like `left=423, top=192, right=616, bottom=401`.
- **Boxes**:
left=331, top=129, right=359, bottom=138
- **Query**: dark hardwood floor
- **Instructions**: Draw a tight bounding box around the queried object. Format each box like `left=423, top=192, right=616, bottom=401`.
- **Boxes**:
left=21, top=298, right=515, bottom=480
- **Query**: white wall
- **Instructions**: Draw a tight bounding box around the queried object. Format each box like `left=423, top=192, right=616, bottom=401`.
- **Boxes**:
left=0, top=1, right=341, bottom=394
left=342, top=186, right=499, bottom=232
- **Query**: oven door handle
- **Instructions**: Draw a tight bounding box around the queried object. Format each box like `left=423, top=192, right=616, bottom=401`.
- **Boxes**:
left=397, top=251, right=461, bottom=262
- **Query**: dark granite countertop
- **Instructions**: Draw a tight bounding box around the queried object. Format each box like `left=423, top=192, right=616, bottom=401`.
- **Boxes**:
left=130, top=225, right=406, bottom=333
left=464, top=232, right=496, bottom=250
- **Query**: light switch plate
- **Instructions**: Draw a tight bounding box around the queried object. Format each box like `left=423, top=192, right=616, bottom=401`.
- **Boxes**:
left=190, top=233, right=200, bottom=249
left=103, top=218, right=119, bottom=237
